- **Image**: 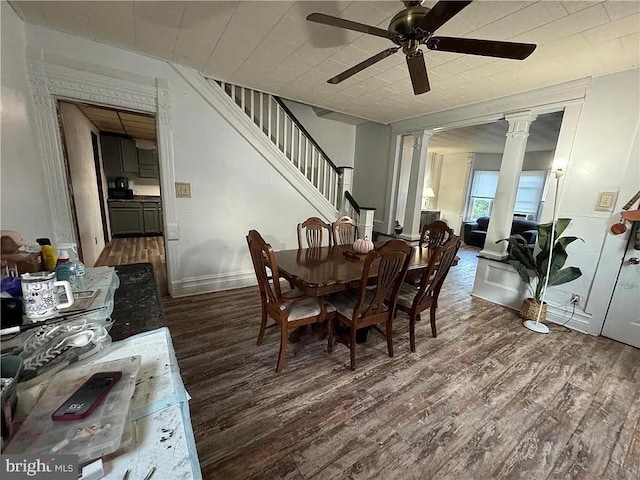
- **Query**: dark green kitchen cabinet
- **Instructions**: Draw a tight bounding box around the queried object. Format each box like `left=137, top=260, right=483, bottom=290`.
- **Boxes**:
left=137, top=150, right=159, bottom=179
left=109, top=199, right=163, bottom=236
left=101, top=134, right=139, bottom=177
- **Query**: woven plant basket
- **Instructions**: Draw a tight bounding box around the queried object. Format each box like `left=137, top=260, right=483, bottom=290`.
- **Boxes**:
left=520, top=298, right=547, bottom=322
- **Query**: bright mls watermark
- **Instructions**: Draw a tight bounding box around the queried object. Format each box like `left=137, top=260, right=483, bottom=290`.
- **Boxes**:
left=1, top=455, right=77, bottom=479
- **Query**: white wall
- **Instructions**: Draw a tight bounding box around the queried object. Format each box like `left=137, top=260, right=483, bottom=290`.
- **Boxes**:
left=5, top=17, right=330, bottom=295
left=59, top=102, right=105, bottom=266
left=543, top=69, right=640, bottom=331
left=128, top=176, right=161, bottom=197
left=0, top=3, right=53, bottom=242
left=282, top=99, right=356, bottom=168
left=435, top=153, right=472, bottom=234
left=352, top=121, right=391, bottom=225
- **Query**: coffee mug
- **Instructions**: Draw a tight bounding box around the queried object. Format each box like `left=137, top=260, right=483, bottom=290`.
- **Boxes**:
left=20, top=272, right=74, bottom=320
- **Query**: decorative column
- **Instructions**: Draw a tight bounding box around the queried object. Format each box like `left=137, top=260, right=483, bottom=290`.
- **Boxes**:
left=401, top=130, right=433, bottom=241
left=337, top=166, right=354, bottom=213
left=27, top=60, right=77, bottom=246
left=480, top=111, right=537, bottom=260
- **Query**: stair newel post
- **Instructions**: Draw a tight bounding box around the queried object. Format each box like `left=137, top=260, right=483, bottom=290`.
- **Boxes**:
left=358, top=208, right=376, bottom=240
left=337, top=166, right=354, bottom=214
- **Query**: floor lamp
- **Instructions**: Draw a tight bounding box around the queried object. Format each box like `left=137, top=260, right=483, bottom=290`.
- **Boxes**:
left=523, top=166, right=565, bottom=334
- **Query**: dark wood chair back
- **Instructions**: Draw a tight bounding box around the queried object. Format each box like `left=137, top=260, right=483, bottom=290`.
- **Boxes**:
left=327, top=239, right=412, bottom=370
left=246, top=230, right=284, bottom=315
left=413, top=235, right=461, bottom=311
left=420, top=220, right=454, bottom=249
left=353, top=239, right=412, bottom=324
left=297, top=217, right=332, bottom=249
left=394, top=234, right=461, bottom=352
left=332, top=216, right=359, bottom=245
left=246, top=229, right=332, bottom=372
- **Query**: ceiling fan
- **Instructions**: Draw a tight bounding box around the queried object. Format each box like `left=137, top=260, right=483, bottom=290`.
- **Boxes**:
left=307, top=0, right=536, bottom=95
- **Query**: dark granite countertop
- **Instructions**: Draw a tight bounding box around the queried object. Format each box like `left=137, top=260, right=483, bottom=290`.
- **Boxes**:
left=108, top=196, right=161, bottom=203
left=109, top=263, right=165, bottom=341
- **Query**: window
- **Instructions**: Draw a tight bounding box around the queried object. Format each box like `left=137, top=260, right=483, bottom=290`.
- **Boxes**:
left=466, top=170, right=499, bottom=220
left=514, top=170, right=547, bottom=217
left=465, top=169, right=547, bottom=221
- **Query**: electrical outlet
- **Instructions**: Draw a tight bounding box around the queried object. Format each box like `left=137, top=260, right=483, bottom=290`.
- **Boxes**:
left=570, top=293, right=580, bottom=304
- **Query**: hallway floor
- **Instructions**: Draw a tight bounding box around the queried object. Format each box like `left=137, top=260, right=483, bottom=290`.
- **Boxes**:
left=95, top=236, right=167, bottom=296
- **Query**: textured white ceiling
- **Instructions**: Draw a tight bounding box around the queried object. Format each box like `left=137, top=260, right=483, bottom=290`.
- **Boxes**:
left=11, top=1, right=640, bottom=124
left=428, top=110, right=563, bottom=154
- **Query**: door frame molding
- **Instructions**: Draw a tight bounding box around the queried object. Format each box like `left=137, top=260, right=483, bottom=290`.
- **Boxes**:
left=27, top=58, right=178, bottom=295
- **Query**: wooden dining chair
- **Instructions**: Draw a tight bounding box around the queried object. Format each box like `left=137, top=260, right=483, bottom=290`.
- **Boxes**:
left=327, top=239, right=412, bottom=370
left=420, top=220, right=454, bottom=249
left=332, top=216, right=360, bottom=245
left=394, top=235, right=461, bottom=352
left=405, top=221, right=454, bottom=285
left=246, top=230, right=335, bottom=372
left=297, top=217, right=333, bottom=249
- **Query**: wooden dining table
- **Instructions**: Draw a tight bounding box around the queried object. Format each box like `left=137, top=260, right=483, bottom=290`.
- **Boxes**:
left=273, top=244, right=446, bottom=296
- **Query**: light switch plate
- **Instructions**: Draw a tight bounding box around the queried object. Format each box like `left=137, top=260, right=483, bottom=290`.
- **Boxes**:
left=595, top=191, right=618, bottom=211
left=175, top=182, right=191, bottom=198
left=165, top=223, right=180, bottom=240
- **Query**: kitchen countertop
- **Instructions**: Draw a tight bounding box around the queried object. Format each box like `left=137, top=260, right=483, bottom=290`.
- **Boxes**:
left=109, top=263, right=165, bottom=341
left=108, top=195, right=161, bottom=202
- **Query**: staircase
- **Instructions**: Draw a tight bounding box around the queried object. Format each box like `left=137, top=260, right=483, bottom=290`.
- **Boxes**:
left=213, top=80, right=342, bottom=209
left=171, top=64, right=372, bottom=234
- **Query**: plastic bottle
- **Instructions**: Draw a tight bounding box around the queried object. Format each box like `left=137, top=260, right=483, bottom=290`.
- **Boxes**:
left=55, top=249, right=76, bottom=284
left=37, top=238, right=57, bottom=271
left=58, top=243, right=86, bottom=290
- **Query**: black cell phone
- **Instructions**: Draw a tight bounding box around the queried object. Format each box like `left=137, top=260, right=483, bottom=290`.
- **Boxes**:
left=51, top=371, right=122, bottom=421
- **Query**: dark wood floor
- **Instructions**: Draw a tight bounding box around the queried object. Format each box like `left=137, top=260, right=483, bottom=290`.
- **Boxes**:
left=163, top=246, right=640, bottom=479
left=95, top=236, right=167, bottom=296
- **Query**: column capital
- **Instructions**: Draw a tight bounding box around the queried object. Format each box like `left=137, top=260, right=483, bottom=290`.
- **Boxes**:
left=504, top=111, right=538, bottom=136
left=411, top=130, right=434, bottom=149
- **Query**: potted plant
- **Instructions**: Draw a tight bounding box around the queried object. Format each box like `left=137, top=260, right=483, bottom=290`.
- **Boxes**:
left=498, top=218, right=583, bottom=322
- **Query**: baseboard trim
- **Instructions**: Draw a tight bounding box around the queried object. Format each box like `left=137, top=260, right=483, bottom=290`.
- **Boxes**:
left=171, top=270, right=256, bottom=297
left=470, top=292, right=593, bottom=335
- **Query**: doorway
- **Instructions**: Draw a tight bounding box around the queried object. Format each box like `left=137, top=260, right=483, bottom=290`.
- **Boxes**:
left=57, top=100, right=168, bottom=296
left=601, top=222, right=640, bottom=347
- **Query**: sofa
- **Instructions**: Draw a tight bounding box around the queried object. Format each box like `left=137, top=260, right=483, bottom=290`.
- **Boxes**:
left=463, top=216, right=539, bottom=249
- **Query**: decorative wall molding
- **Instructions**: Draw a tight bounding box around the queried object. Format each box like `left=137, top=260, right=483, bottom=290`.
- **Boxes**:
left=171, top=64, right=339, bottom=222
left=471, top=257, right=592, bottom=334
left=391, top=77, right=590, bottom=135
left=26, top=58, right=179, bottom=295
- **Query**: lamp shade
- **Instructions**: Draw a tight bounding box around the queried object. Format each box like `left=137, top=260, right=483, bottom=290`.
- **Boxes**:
left=424, top=187, right=435, bottom=198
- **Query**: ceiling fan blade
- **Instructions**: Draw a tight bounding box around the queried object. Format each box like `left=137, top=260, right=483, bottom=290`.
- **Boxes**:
left=418, top=1, right=473, bottom=33
left=427, top=36, right=536, bottom=59
left=406, top=50, right=430, bottom=95
left=307, top=13, right=395, bottom=39
left=328, top=48, right=399, bottom=84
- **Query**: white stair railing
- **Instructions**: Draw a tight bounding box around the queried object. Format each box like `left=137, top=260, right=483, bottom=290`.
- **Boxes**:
left=214, top=80, right=341, bottom=210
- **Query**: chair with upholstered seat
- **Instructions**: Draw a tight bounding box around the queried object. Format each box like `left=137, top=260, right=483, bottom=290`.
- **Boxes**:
left=327, top=239, right=411, bottom=370
left=394, top=235, right=461, bottom=352
left=297, top=217, right=333, bottom=249
left=246, top=230, right=335, bottom=372
left=332, top=216, right=359, bottom=245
